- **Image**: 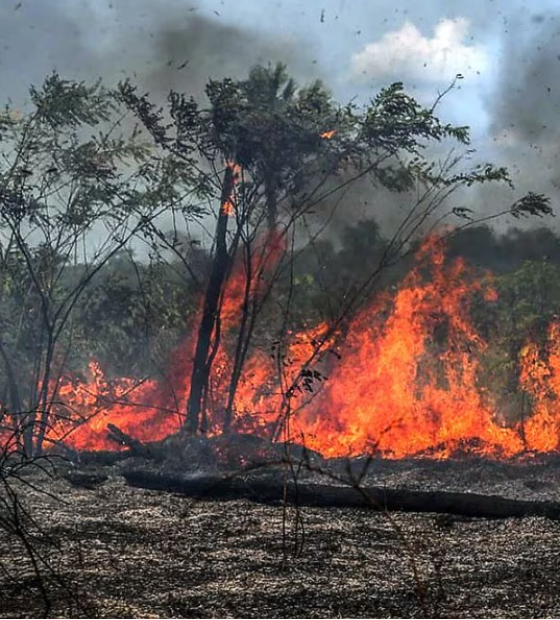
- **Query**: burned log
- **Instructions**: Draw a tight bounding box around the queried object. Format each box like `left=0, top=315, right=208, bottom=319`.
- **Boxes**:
left=107, top=424, right=152, bottom=458
left=122, top=469, right=560, bottom=520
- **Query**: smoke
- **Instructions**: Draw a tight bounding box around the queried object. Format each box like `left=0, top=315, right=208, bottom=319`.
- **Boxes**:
left=0, top=0, right=316, bottom=106
left=491, top=13, right=560, bottom=147
left=94, top=1, right=318, bottom=102
left=0, top=0, right=320, bottom=249
left=481, top=12, right=560, bottom=228
left=0, top=2, right=90, bottom=105
left=2, top=1, right=558, bottom=242
left=143, top=14, right=314, bottom=99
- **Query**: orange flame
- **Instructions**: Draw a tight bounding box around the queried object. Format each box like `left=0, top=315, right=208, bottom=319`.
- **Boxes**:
left=519, top=323, right=560, bottom=453
left=300, top=238, right=522, bottom=458
left=320, top=130, right=336, bottom=139
left=7, top=234, right=560, bottom=459
left=221, top=161, right=241, bottom=216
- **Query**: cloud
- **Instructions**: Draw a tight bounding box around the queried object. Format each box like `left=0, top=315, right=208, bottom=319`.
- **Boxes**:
left=350, top=18, right=488, bottom=83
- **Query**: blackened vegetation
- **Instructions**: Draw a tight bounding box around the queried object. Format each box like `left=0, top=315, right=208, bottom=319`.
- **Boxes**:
left=4, top=463, right=560, bottom=617
left=185, top=165, right=237, bottom=434
left=0, top=64, right=556, bottom=617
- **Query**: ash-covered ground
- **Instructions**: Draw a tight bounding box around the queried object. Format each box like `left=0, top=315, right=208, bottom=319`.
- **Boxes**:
left=2, top=457, right=560, bottom=618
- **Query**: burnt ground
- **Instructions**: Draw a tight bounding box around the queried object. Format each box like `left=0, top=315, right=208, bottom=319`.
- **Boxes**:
left=2, top=457, right=560, bottom=618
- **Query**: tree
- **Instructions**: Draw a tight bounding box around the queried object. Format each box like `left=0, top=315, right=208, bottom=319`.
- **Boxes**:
left=120, top=63, right=551, bottom=439
left=0, top=73, right=198, bottom=455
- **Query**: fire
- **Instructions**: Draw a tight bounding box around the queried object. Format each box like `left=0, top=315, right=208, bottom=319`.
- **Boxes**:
left=222, top=202, right=235, bottom=216
left=519, top=324, right=560, bottom=453
left=299, top=239, right=523, bottom=458
left=220, top=229, right=286, bottom=331
left=221, top=161, right=241, bottom=216
left=7, top=234, right=560, bottom=459
left=45, top=350, right=190, bottom=451
left=320, top=129, right=336, bottom=139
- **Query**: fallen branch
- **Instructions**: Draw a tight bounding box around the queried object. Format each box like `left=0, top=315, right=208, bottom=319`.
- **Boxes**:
left=122, top=469, right=560, bottom=520
left=58, top=445, right=133, bottom=465
left=106, top=424, right=152, bottom=458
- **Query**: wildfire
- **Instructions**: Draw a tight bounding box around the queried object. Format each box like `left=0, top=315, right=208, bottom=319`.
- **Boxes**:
left=519, top=323, right=560, bottom=453
left=8, top=234, right=560, bottom=460
left=220, top=229, right=286, bottom=331
left=320, top=129, right=336, bottom=139
left=301, top=239, right=523, bottom=458
left=221, top=160, right=241, bottom=216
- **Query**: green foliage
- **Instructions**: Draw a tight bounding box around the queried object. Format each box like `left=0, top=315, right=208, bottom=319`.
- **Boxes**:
left=282, top=219, right=389, bottom=325
left=73, top=253, right=198, bottom=376
left=361, top=82, right=469, bottom=153
left=0, top=73, right=204, bottom=451
left=119, top=62, right=483, bottom=229
left=30, top=73, right=114, bottom=128
left=470, top=258, right=560, bottom=422
left=0, top=65, right=553, bottom=446
left=510, top=192, right=553, bottom=219
left=494, top=260, right=560, bottom=343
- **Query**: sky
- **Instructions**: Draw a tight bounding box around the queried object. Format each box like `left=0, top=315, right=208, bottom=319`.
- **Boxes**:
left=1, top=0, right=560, bottom=231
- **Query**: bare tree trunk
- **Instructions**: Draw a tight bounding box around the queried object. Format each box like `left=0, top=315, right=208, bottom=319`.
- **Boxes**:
left=185, top=166, right=236, bottom=434
left=32, top=333, right=55, bottom=456
left=265, top=168, right=277, bottom=233
left=0, top=337, right=22, bottom=415
left=223, top=170, right=279, bottom=430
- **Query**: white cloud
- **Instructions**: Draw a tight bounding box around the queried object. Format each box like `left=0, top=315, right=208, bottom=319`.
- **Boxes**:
left=350, top=18, right=488, bottom=83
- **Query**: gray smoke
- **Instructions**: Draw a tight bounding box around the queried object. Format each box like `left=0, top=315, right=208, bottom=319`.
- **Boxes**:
left=0, top=0, right=317, bottom=106
left=481, top=12, right=560, bottom=228
left=0, top=0, right=321, bottom=249
left=144, top=13, right=315, bottom=99
left=492, top=13, right=560, bottom=147
left=2, top=1, right=558, bottom=241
